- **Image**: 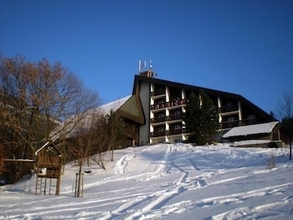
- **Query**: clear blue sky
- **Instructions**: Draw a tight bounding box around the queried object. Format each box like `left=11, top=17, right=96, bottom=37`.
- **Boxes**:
left=0, top=0, right=292, bottom=114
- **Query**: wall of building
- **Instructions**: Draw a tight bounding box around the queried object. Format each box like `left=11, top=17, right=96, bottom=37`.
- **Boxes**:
left=138, top=81, right=151, bottom=145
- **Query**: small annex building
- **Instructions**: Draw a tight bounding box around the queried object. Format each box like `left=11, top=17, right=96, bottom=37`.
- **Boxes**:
left=53, top=94, right=145, bottom=147
left=97, top=94, right=145, bottom=146
left=222, top=121, right=283, bottom=147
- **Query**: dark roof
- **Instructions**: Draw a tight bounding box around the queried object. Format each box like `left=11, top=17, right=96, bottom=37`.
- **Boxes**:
left=132, top=75, right=274, bottom=122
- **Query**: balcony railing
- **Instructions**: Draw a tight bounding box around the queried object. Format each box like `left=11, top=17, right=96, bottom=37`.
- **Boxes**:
left=220, top=120, right=240, bottom=129
left=151, top=128, right=186, bottom=137
left=166, top=128, right=186, bottom=135
left=151, top=130, right=166, bottom=137
left=240, top=118, right=258, bottom=126
left=151, top=116, right=165, bottom=123
left=218, top=105, right=238, bottom=113
left=165, top=114, right=182, bottom=121
left=150, top=114, right=183, bottom=124
left=220, top=119, right=259, bottom=129
left=167, top=99, right=186, bottom=107
left=150, top=90, right=165, bottom=96
left=151, top=99, right=186, bottom=110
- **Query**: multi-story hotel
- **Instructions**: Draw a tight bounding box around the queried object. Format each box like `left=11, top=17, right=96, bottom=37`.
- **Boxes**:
left=132, top=70, right=274, bottom=145
left=104, top=68, right=274, bottom=146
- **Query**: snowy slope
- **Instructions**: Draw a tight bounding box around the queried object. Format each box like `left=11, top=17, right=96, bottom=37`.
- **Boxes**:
left=0, top=143, right=292, bottom=220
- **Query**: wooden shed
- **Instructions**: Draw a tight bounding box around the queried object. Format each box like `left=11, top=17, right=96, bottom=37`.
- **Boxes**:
left=35, top=141, right=62, bottom=195
left=222, top=121, right=284, bottom=147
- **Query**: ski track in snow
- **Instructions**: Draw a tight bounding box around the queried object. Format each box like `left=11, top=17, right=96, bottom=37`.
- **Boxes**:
left=1, top=144, right=292, bottom=219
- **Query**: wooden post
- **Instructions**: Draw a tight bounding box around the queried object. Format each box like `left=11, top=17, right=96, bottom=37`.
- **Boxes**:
left=81, top=173, right=84, bottom=198
left=74, top=173, right=78, bottom=197
left=56, top=172, right=61, bottom=195
left=44, top=176, right=47, bottom=195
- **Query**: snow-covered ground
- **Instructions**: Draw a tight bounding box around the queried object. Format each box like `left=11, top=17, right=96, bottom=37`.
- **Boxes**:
left=0, top=143, right=292, bottom=219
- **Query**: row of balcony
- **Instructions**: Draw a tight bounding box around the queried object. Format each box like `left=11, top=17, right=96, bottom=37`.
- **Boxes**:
left=151, top=99, right=239, bottom=113
left=150, top=119, right=259, bottom=138
left=151, top=99, right=186, bottom=110
left=151, top=115, right=256, bottom=126
left=151, top=128, right=187, bottom=137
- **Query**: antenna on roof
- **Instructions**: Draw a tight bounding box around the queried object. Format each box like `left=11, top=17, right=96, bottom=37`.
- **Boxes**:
left=138, top=60, right=156, bottom=78
left=138, top=60, right=141, bottom=72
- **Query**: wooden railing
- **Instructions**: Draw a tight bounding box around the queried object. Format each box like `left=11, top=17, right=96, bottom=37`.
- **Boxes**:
left=151, top=99, right=186, bottom=110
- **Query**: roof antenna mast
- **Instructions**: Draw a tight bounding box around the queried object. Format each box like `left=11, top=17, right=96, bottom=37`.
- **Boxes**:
left=138, top=60, right=156, bottom=78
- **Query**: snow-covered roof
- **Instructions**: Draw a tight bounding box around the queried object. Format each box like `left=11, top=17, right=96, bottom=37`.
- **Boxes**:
left=97, top=95, right=131, bottom=115
left=222, top=121, right=279, bottom=138
left=50, top=96, right=132, bottom=141
left=35, top=141, right=61, bottom=156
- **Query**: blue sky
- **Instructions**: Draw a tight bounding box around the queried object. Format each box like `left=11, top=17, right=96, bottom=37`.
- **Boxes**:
left=0, top=0, right=292, bottom=114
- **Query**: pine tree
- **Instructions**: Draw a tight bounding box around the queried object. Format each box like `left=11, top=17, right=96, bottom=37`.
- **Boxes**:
left=185, top=90, right=219, bottom=145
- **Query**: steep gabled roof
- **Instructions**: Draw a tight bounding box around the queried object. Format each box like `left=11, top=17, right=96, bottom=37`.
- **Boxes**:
left=35, top=141, right=61, bottom=157
left=222, top=121, right=280, bottom=138
left=98, top=96, right=131, bottom=115
left=50, top=95, right=145, bottom=141
left=117, top=95, right=145, bottom=124
left=96, top=95, right=144, bottom=124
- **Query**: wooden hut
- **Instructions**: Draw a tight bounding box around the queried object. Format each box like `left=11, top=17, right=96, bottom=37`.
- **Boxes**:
left=35, top=141, right=62, bottom=195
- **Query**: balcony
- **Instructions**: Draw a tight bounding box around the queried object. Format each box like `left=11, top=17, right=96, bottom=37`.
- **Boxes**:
left=151, top=103, right=166, bottom=110
left=166, top=114, right=182, bottom=121
left=151, top=116, right=165, bottom=123
left=218, top=105, right=238, bottom=113
left=166, top=128, right=186, bottom=136
left=167, top=99, right=186, bottom=107
left=150, top=113, right=183, bottom=124
left=220, top=118, right=261, bottom=129
left=220, top=120, right=240, bottom=129
left=240, top=118, right=258, bottom=126
left=151, top=99, right=186, bottom=110
left=151, top=130, right=166, bottom=137
left=150, top=89, right=165, bottom=97
left=150, top=128, right=186, bottom=137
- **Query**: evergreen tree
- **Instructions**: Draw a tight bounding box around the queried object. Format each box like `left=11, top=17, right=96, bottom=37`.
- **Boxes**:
left=185, top=90, right=219, bottom=145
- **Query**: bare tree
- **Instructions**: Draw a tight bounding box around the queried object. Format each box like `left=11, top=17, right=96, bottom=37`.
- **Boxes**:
left=62, top=109, right=107, bottom=197
left=0, top=54, right=100, bottom=180
left=88, top=113, right=109, bottom=170
left=106, top=110, right=126, bottom=161
left=276, top=92, right=293, bottom=160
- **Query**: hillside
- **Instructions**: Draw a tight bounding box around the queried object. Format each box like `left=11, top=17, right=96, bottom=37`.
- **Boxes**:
left=0, top=143, right=292, bottom=219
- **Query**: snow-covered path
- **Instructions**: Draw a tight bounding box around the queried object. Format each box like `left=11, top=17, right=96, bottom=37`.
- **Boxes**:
left=1, top=143, right=292, bottom=219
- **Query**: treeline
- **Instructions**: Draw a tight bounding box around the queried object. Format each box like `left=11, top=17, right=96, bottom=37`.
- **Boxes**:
left=0, top=54, right=127, bottom=183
